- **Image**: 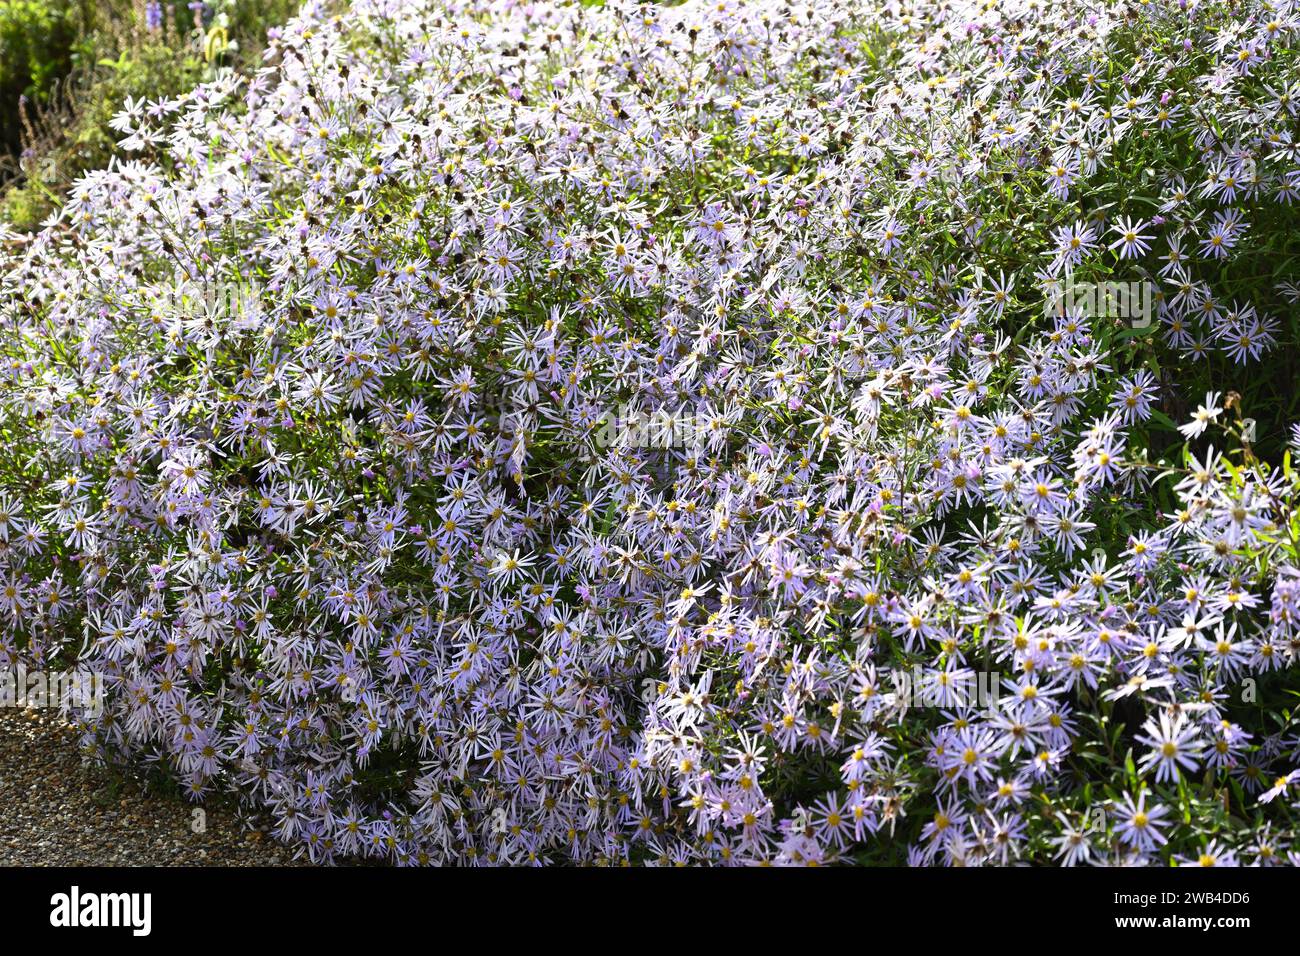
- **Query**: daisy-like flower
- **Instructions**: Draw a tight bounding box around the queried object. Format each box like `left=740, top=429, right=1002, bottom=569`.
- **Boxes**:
left=1136, top=711, right=1206, bottom=783
left=1108, top=216, right=1154, bottom=260
left=487, top=547, right=535, bottom=585
left=1260, top=769, right=1300, bottom=804
left=1052, top=220, right=1099, bottom=269
left=1112, top=791, right=1172, bottom=852
left=1176, top=839, right=1240, bottom=867
left=1177, top=391, right=1224, bottom=439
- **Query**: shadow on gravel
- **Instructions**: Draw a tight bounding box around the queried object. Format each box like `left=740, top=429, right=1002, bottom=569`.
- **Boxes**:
left=0, top=708, right=316, bottom=866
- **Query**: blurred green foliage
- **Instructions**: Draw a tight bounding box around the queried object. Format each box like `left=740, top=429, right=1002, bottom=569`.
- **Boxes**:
left=0, top=2, right=78, bottom=151
left=1, top=0, right=298, bottom=231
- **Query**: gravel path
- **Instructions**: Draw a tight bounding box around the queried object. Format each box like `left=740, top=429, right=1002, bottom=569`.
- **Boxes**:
left=0, top=707, right=294, bottom=866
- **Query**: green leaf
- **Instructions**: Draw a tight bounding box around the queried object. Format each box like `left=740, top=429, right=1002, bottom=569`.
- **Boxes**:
left=1147, top=408, right=1178, bottom=433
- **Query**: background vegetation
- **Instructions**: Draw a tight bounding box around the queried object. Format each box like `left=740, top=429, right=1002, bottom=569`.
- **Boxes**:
left=0, top=0, right=296, bottom=230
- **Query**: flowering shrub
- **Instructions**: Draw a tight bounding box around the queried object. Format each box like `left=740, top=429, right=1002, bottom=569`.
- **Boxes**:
left=2, top=0, right=1300, bottom=866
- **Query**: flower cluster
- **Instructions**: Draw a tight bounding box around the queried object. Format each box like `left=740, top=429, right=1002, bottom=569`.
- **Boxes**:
left=2, top=0, right=1299, bottom=865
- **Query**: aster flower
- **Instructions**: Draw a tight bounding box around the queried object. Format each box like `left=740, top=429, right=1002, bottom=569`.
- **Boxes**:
left=1136, top=711, right=1206, bottom=783
left=1178, top=391, right=1225, bottom=439
left=1108, top=216, right=1154, bottom=260
left=1113, top=791, right=1172, bottom=852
